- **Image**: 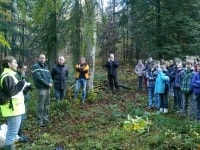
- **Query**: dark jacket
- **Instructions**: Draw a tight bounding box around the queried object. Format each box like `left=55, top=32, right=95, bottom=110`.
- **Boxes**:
left=32, top=62, right=52, bottom=89
left=146, top=68, right=157, bottom=88
left=174, top=68, right=184, bottom=88
left=51, top=64, right=68, bottom=89
left=105, top=60, right=119, bottom=76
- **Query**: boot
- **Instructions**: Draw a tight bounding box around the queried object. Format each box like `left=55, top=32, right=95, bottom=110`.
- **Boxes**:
left=4, top=144, right=15, bottom=150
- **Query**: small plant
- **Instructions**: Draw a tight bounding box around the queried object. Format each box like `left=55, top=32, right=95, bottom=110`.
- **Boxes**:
left=87, top=90, right=97, bottom=103
left=123, top=114, right=152, bottom=133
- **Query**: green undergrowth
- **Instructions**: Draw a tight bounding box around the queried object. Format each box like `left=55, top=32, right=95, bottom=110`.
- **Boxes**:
left=10, top=66, right=200, bottom=149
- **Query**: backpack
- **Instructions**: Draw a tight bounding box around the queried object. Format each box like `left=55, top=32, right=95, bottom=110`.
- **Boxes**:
left=0, top=73, right=11, bottom=105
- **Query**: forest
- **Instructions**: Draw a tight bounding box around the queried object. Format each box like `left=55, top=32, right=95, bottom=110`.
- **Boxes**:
left=0, top=0, right=200, bottom=150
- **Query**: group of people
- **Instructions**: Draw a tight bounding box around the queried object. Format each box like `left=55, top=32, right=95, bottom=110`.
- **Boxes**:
left=0, top=54, right=92, bottom=149
left=135, top=56, right=200, bottom=121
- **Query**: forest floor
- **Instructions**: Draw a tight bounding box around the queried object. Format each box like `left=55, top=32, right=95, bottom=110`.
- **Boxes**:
left=16, top=65, right=200, bottom=150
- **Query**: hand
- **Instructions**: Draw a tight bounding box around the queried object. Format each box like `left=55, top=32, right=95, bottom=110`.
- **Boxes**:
left=48, top=83, right=52, bottom=88
left=24, top=82, right=31, bottom=87
left=108, top=58, right=110, bottom=62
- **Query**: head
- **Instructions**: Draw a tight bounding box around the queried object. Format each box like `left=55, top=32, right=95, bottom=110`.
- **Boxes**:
left=109, top=53, right=114, bottom=61
left=80, top=57, right=86, bottom=64
left=160, top=64, right=166, bottom=71
left=169, top=60, right=173, bottom=65
left=138, top=59, right=143, bottom=64
left=58, top=56, right=65, bottom=65
left=176, top=63, right=183, bottom=69
left=2, top=56, right=18, bottom=72
left=148, top=57, right=153, bottom=63
left=17, top=62, right=27, bottom=74
left=185, top=60, right=193, bottom=70
left=38, top=54, right=46, bottom=64
left=150, top=63, right=155, bottom=69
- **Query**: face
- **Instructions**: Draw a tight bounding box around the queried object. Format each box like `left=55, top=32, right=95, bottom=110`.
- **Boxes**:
left=58, top=57, right=65, bottom=65
left=110, top=54, right=114, bottom=60
left=18, top=66, right=27, bottom=73
left=8, top=59, right=18, bottom=71
left=138, top=60, right=142, bottom=64
left=160, top=65, right=166, bottom=70
left=186, top=63, right=192, bottom=69
left=39, top=54, right=46, bottom=64
left=80, top=58, right=86, bottom=64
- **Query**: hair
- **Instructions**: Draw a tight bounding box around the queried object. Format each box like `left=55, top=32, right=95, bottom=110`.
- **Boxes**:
left=2, top=56, right=16, bottom=69
left=18, top=62, right=25, bottom=69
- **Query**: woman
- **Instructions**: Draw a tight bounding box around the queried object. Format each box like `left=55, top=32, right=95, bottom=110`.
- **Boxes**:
left=0, top=56, right=26, bottom=150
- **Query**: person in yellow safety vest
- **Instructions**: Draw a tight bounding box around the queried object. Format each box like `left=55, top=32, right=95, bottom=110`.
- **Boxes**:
left=74, top=57, right=89, bottom=103
left=0, top=56, right=29, bottom=150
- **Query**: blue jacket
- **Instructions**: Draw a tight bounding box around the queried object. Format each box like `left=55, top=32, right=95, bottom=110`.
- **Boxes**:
left=192, top=72, right=200, bottom=95
left=32, top=62, right=53, bottom=89
left=155, top=69, right=170, bottom=94
left=51, top=64, right=68, bottom=90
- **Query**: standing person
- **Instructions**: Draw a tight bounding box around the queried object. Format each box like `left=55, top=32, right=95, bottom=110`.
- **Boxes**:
left=192, top=63, right=200, bottom=121
left=105, top=53, right=119, bottom=93
left=74, top=57, right=90, bottom=103
left=32, top=54, right=53, bottom=127
left=0, top=56, right=26, bottom=149
left=51, top=56, right=68, bottom=101
left=180, top=60, right=195, bottom=119
left=155, top=65, right=170, bottom=113
left=173, top=63, right=184, bottom=112
left=15, top=63, right=31, bottom=142
left=144, top=57, right=153, bottom=90
left=135, top=59, right=145, bottom=92
left=146, top=62, right=157, bottom=109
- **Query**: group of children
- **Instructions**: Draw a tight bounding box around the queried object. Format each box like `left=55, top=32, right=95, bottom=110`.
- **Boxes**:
left=135, top=56, right=200, bottom=121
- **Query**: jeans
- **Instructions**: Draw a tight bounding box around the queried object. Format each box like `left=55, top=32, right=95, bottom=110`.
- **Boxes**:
left=181, top=93, right=196, bottom=119
left=159, top=93, right=168, bottom=109
left=148, top=87, right=155, bottom=107
left=37, top=89, right=50, bottom=124
left=74, top=78, right=87, bottom=101
left=54, top=89, right=66, bottom=100
left=155, top=93, right=160, bottom=109
left=5, top=115, right=22, bottom=145
left=173, top=87, right=182, bottom=111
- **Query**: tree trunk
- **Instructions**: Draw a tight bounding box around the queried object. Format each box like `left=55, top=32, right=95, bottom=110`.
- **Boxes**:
left=88, top=2, right=97, bottom=91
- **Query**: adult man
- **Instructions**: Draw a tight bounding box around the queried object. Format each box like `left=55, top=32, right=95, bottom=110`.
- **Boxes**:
left=105, top=53, right=119, bottom=92
left=32, top=54, right=53, bottom=127
left=51, top=56, right=68, bottom=101
left=74, top=57, right=89, bottom=103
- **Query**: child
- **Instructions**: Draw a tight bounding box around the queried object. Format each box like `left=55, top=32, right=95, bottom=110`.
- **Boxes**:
left=146, top=62, right=157, bottom=109
left=155, top=65, right=170, bottom=113
left=180, top=60, right=195, bottom=119
left=135, top=60, right=145, bottom=92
